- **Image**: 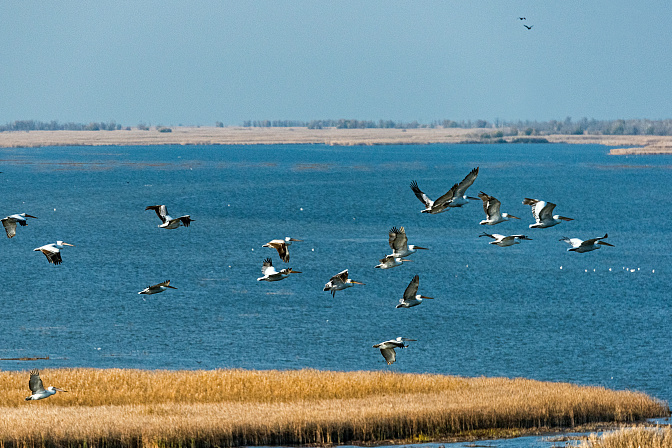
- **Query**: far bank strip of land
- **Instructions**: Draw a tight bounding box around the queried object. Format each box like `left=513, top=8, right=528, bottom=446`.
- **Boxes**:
left=1, top=127, right=672, bottom=153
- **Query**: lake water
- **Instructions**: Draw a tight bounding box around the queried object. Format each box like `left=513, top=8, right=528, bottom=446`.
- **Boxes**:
left=1, top=143, right=670, bottom=407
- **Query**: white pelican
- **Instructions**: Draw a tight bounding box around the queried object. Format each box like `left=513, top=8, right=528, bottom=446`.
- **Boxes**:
left=33, top=241, right=74, bottom=265
left=479, top=232, right=532, bottom=247
left=373, top=337, right=416, bottom=365
left=138, top=280, right=177, bottom=295
left=323, top=269, right=365, bottom=297
left=257, top=258, right=301, bottom=282
left=145, top=205, right=193, bottom=229
left=25, top=369, right=67, bottom=401
left=375, top=254, right=411, bottom=269
left=388, top=226, right=428, bottom=257
left=560, top=234, right=614, bottom=253
left=409, top=167, right=479, bottom=213
left=263, top=237, right=302, bottom=262
left=396, top=275, right=434, bottom=308
left=477, top=192, right=520, bottom=225
left=522, top=198, right=573, bottom=228
left=2, top=213, right=38, bottom=238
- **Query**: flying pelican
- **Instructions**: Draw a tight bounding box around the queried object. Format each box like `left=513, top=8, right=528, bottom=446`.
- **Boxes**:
left=560, top=234, right=614, bottom=253
left=373, top=337, right=416, bottom=365
left=138, top=280, right=177, bottom=295
left=25, top=369, right=67, bottom=401
left=323, top=269, right=365, bottom=297
left=2, top=213, right=38, bottom=238
left=479, top=232, right=532, bottom=247
left=523, top=24, right=533, bottom=29
left=257, top=258, right=301, bottom=282
left=410, top=167, right=479, bottom=213
left=388, top=226, right=428, bottom=257
left=375, top=255, right=411, bottom=269
left=478, top=192, right=520, bottom=225
left=33, top=241, right=74, bottom=265
left=263, top=237, right=302, bottom=262
left=445, top=167, right=480, bottom=208
left=396, top=275, right=434, bottom=308
left=145, top=205, right=193, bottom=229
left=522, top=198, right=573, bottom=228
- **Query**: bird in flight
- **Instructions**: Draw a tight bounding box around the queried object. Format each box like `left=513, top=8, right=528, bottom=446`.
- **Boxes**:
left=523, top=24, right=533, bottom=30
left=519, top=17, right=526, bottom=20
left=25, top=369, right=67, bottom=401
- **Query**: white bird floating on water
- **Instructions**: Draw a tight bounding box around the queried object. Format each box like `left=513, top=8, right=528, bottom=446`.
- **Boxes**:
left=479, top=232, right=532, bottom=247
left=477, top=192, right=520, bottom=225
left=323, top=269, right=365, bottom=297
left=396, top=275, right=434, bottom=308
left=373, top=337, right=416, bottom=365
left=25, top=369, right=67, bottom=401
left=522, top=198, right=573, bottom=228
left=560, top=234, right=614, bottom=253
left=375, top=254, right=411, bottom=269
left=257, top=258, right=301, bottom=282
left=138, top=280, right=177, bottom=295
left=2, top=213, right=38, bottom=238
left=410, top=167, right=479, bottom=213
left=145, top=205, right=194, bottom=229
left=388, top=226, right=428, bottom=257
left=263, top=237, right=302, bottom=262
left=33, top=241, right=74, bottom=265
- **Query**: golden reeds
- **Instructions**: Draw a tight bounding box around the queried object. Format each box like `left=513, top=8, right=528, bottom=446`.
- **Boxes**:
left=580, top=426, right=672, bottom=448
left=0, top=369, right=668, bottom=448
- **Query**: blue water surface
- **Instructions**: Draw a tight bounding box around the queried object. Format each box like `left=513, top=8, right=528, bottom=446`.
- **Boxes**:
left=1, top=143, right=670, bottom=405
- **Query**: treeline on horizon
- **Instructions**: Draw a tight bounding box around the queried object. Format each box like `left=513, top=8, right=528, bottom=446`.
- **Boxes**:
left=5, top=117, right=672, bottom=136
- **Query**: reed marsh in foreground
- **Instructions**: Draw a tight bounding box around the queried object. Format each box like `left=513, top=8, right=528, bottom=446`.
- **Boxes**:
left=0, top=369, right=668, bottom=447
left=580, top=426, right=672, bottom=448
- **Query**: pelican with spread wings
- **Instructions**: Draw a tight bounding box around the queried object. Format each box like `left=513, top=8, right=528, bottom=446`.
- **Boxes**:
left=373, top=337, right=416, bottom=365
left=478, top=192, right=520, bottom=225
left=2, top=213, right=38, bottom=238
left=387, top=226, right=428, bottom=257
left=396, top=275, right=434, bottom=308
left=263, top=237, right=302, bottom=262
left=410, top=167, right=479, bottom=213
left=560, top=234, right=614, bottom=253
left=138, top=280, right=177, bottom=295
left=479, top=232, right=532, bottom=247
left=25, top=369, right=67, bottom=401
left=257, top=258, right=301, bottom=282
left=522, top=198, right=573, bottom=228
left=323, top=269, right=365, bottom=297
left=145, top=205, right=193, bottom=229
left=33, top=241, right=75, bottom=265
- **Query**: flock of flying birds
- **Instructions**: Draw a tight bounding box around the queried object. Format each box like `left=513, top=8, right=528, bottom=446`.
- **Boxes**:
left=6, top=165, right=614, bottom=399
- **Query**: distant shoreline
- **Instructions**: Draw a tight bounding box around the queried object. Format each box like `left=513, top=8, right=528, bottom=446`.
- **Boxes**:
left=1, top=127, right=672, bottom=154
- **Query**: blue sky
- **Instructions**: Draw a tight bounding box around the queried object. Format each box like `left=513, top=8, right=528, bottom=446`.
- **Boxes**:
left=2, top=1, right=671, bottom=126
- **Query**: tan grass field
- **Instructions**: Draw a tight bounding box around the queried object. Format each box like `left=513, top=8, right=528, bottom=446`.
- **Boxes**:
left=580, top=426, right=672, bottom=448
left=0, top=369, right=668, bottom=448
left=1, top=126, right=672, bottom=153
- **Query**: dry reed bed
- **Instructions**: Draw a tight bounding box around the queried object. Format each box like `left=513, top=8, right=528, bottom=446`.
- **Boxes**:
left=580, top=426, right=672, bottom=448
left=0, top=369, right=667, bottom=448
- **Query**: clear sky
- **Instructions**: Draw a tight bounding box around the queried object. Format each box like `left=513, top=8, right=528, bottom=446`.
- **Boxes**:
left=2, top=1, right=671, bottom=126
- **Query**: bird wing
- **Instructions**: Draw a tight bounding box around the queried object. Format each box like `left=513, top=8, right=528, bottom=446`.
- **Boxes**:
left=1, top=218, right=17, bottom=238
left=453, top=167, right=479, bottom=198
left=261, top=258, right=276, bottom=275
left=266, top=241, right=289, bottom=262
left=146, top=205, right=169, bottom=223
left=410, top=181, right=432, bottom=207
left=41, top=247, right=62, bottom=265
left=580, top=235, right=608, bottom=247
left=155, top=280, right=171, bottom=288
left=178, top=215, right=193, bottom=227
left=536, top=202, right=556, bottom=221
left=479, top=232, right=496, bottom=240
left=380, top=347, right=397, bottom=365
left=433, top=184, right=457, bottom=206
left=388, top=227, right=407, bottom=252
left=28, top=369, right=45, bottom=394
left=330, top=269, right=349, bottom=285
left=479, top=192, right=501, bottom=219
left=403, top=275, right=420, bottom=301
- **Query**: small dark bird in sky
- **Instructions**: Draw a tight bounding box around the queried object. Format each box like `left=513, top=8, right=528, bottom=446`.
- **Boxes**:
left=519, top=17, right=526, bottom=20
left=523, top=24, right=533, bottom=29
